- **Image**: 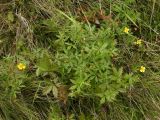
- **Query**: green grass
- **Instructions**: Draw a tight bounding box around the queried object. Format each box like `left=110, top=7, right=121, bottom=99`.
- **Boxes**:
left=0, top=0, right=160, bottom=120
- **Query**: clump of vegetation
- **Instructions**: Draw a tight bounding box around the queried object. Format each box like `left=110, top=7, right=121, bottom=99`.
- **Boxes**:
left=0, top=0, right=160, bottom=119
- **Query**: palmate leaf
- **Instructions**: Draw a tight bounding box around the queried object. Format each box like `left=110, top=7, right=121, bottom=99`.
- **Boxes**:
left=36, top=52, right=58, bottom=76
left=37, top=53, right=53, bottom=71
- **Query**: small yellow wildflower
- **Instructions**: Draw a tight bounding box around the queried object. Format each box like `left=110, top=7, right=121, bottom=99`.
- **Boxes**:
left=124, top=27, right=129, bottom=34
left=139, top=66, right=145, bottom=73
left=17, top=63, right=26, bottom=71
left=134, top=39, right=142, bottom=45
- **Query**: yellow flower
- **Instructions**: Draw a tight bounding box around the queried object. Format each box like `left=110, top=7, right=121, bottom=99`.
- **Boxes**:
left=134, top=39, right=142, bottom=45
left=17, top=63, right=26, bottom=71
left=139, top=66, right=145, bottom=73
left=124, top=27, right=129, bottom=34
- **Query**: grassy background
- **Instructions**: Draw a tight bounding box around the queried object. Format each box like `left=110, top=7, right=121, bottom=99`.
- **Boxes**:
left=0, top=0, right=160, bottom=120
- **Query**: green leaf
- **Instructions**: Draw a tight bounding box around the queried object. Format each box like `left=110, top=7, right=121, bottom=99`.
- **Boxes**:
left=7, top=12, right=14, bottom=22
left=36, top=68, right=42, bottom=76
left=100, top=97, right=106, bottom=104
left=52, top=85, right=58, bottom=98
left=105, top=90, right=118, bottom=102
left=43, top=85, right=52, bottom=95
left=78, top=113, right=85, bottom=120
left=37, top=52, right=58, bottom=72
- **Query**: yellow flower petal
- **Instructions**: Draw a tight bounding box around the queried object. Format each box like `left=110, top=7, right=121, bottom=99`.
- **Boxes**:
left=139, top=66, right=145, bottom=73
left=124, top=27, right=129, bottom=34
left=17, top=63, right=26, bottom=71
left=135, top=39, right=142, bottom=45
